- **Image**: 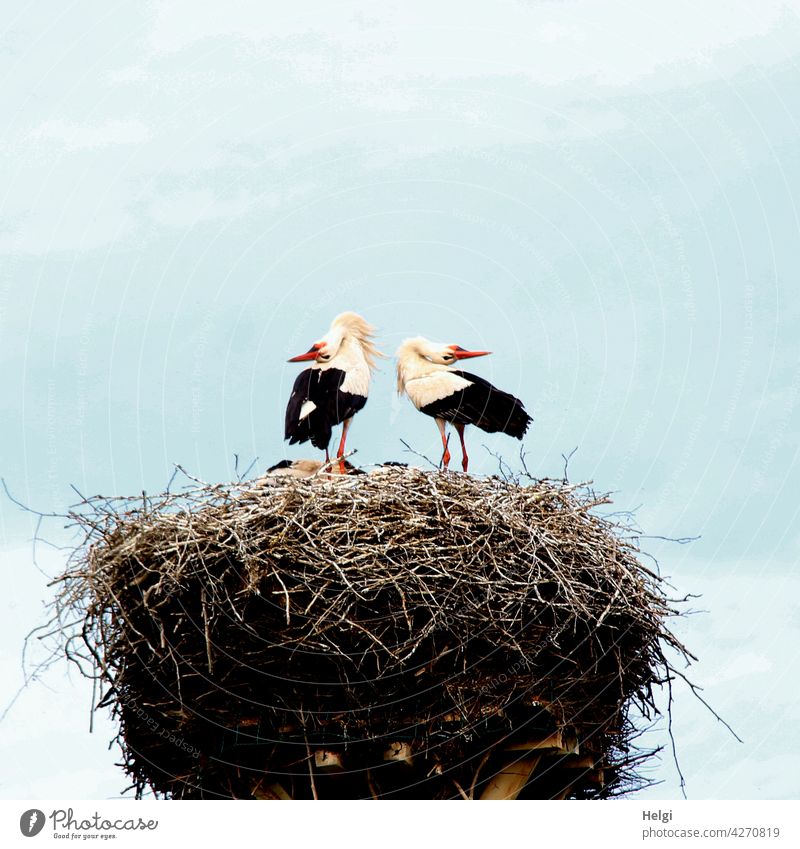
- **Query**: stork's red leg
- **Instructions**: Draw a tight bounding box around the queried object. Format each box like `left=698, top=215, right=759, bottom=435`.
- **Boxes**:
left=336, top=417, right=352, bottom=474
left=455, top=423, right=468, bottom=472
left=436, top=418, right=451, bottom=470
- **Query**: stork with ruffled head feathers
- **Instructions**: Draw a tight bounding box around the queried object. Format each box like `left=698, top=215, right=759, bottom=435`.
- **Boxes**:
left=396, top=336, right=532, bottom=472
left=285, top=312, right=383, bottom=473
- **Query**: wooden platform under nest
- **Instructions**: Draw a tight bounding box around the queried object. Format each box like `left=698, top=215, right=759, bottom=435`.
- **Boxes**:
left=244, top=723, right=604, bottom=800
left=51, top=466, right=691, bottom=799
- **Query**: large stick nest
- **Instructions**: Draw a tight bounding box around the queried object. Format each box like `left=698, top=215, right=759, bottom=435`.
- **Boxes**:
left=53, top=466, right=690, bottom=799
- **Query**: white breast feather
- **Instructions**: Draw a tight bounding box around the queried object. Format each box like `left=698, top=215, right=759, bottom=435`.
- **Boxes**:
left=405, top=371, right=473, bottom=410
left=313, top=335, right=372, bottom=397
left=340, top=362, right=369, bottom=396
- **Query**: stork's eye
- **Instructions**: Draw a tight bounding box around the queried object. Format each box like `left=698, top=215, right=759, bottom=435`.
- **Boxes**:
left=442, top=353, right=454, bottom=361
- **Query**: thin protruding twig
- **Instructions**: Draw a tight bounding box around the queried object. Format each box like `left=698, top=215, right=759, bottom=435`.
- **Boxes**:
left=469, top=750, right=492, bottom=799
left=304, top=733, right=318, bottom=800
left=561, top=446, right=578, bottom=482
left=638, top=534, right=701, bottom=545
left=666, top=672, right=687, bottom=799
left=399, top=439, right=440, bottom=470
left=670, top=667, right=743, bottom=743
left=453, top=779, right=469, bottom=800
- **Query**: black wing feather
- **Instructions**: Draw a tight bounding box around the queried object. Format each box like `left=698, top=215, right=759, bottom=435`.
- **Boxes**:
left=285, top=367, right=367, bottom=450
left=420, top=370, right=532, bottom=438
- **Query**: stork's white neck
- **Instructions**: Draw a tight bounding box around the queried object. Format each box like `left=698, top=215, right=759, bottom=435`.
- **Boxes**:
left=314, top=335, right=371, bottom=396
left=397, top=352, right=449, bottom=382
left=396, top=339, right=451, bottom=392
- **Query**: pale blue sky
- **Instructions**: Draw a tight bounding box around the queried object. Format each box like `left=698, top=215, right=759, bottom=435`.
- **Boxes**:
left=1, top=1, right=799, bottom=800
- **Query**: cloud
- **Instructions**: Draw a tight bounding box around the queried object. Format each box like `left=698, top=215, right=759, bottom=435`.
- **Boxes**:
left=2, top=2, right=797, bottom=256
left=637, top=567, right=800, bottom=799
left=702, top=651, right=772, bottom=686
left=29, top=119, right=152, bottom=151
left=148, top=0, right=798, bottom=88
left=148, top=188, right=259, bottom=229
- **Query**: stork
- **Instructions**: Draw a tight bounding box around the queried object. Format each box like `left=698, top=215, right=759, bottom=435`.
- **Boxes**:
left=285, top=312, right=382, bottom=473
left=264, top=458, right=363, bottom=478
left=395, top=336, right=532, bottom=472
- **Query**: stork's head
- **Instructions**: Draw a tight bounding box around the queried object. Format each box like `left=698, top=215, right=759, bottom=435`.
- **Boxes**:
left=288, top=340, right=329, bottom=363
left=395, top=337, right=491, bottom=392
left=288, top=312, right=383, bottom=369
left=428, top=343, right=491, bottom=365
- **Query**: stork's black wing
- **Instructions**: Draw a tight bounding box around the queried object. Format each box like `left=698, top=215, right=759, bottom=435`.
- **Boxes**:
left=420, top=370, right=532, bottom=438
left=284, top=367, right=367, bottom=450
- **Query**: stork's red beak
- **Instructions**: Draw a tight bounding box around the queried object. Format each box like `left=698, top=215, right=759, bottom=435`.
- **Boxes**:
left=288, top=343, right=323, bottom=362
left=450, top=345, right=491, bottom=360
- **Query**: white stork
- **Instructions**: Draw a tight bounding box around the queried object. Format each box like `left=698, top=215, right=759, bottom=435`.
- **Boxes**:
left=395, top=336, right=532, bottom=472
left=285, top=312, right=382, bottom=473
left=263, top=458, right=363, bottom=478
